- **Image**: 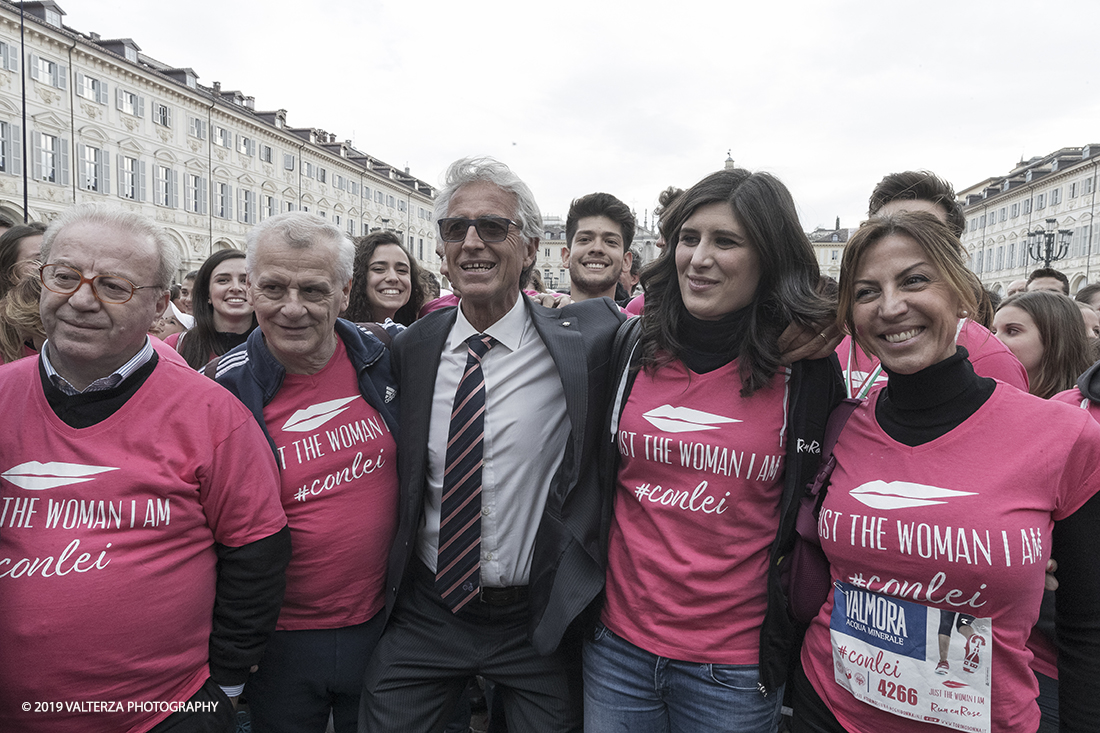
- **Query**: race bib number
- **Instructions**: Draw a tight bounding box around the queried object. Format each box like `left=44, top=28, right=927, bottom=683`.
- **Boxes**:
left=829, top=582, right=991, bottom=733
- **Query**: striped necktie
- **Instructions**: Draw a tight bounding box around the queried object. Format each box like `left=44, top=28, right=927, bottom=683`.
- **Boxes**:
left=437, top=333, right=495, bottom=612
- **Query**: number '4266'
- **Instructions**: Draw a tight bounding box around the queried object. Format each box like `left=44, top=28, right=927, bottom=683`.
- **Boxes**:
left=878, top=679, right=918, bottom=706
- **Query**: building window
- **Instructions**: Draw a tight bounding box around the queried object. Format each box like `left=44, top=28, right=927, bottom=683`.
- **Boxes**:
left=285, top=201, right=296, bottom=213
left=1085, top=178, right=1095, bottom=196
left=1071, top=182, right=1079, bottom=199
left=1051, top=188, right=1061, bottom=206
left=303, top=161, right=313, bottom=178
left=347, top=219, right=355, bottom=236
left=0, top=121, right=21, bottom=175
left=283, top=153, right=295, bottom=171
left=364, top=186, right=371, bottom=201
left=333, top=174, right=344, bottom=190
left=215, top=182, right=233, bottom=219
left=999, top=207, right=1006, bottom=223
left=240, top=189, right=256, bottom=224
left=214, top=127, right=231, bottom=149
left=33, top=131, right=68, bottom=184
left=186, top=174, right=207, bottom=214
left=1010, top=203, right=1019, bottom=218
left=0, top=41, right=19, bottom=72
left=153, top=102, right=171, bottom=127
left=375, top=190, right=383, bottom=204
left=116, top=89, right=145, bottom=117
left=317, top=168, right=327, bottom=184
left=1036, top=193, right=1045, bottom=210
left=387, top=195, right=395, bottom=208
left=155, top=165, right=177, bottom=208
left=1023, top=198, right=1032, bottom=214
left=348, top=181, right=358, bottom=197
left=263, top=195, right=275, bottom=220
left=260, top=145, right=273, bottom=164
left=29, top=54, right=66, bottom=89
left=189, top=117, right=207, bottom=140
left=996, top=246, right=1003, bottom=270
left=118, top=156, right=145, bottom=201
left=75, top=72, right=108, bottom=104
left=236, top=135, right=254, bottom=156
left=77, top=143, right=108, bottom=192
left=398, top=199, right=407, bottom=212
left=979, top=214, right=986, bottom=228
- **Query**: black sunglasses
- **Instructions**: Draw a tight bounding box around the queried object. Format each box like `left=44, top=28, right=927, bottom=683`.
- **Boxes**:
left=438, top=216, right=519, bottom=243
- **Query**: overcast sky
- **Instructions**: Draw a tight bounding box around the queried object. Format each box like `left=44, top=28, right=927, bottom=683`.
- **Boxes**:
left=67, top=0, right=1100, bottom=233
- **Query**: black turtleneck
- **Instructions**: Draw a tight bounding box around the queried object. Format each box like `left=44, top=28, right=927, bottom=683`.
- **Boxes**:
left=213, top=329, right=251, bottom=355
left=677, top=306, right=750, bottom=374
left=876, top=347, right=995, bottom=447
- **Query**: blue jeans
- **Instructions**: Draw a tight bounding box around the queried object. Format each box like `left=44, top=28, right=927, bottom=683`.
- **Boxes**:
left=583, top=622, right=783, bottom=733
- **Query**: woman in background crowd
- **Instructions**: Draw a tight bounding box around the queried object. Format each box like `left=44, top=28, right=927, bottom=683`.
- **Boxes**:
left=342, top=231, right=424, bottom=326
left=992, top=290, right=1093, bottom=399
left=587, top=168, right=843, bottom=732
left=794, top=211, right=1100, bottom=733
left=0, top=275, right=45, bottom=363
left=172, top=249, right=256, bottom=369
left=0, top=222, right=46, bottom=301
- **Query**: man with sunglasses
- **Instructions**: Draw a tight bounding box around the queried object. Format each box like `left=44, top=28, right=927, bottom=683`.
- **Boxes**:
left=361, top=157, right=625, bottom=732
left=0, top=205, right=290, bottom=733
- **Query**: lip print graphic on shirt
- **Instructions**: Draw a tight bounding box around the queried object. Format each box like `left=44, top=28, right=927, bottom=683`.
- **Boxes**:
left=849, top=480, right=978, bottom=511
left=280, top=396, right=360, bottom=433
left=2, top=461, right=120, bottom=490
left=641, top=404, right=741, bottom=434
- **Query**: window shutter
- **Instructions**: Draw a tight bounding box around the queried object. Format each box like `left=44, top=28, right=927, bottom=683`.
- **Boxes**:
left=58, top=138, right=69, bottom=185
left=116, top=87, right=124, bottom=110
left=9, top=124, right=20, bottom=176
left=75, top=71, right=85, bottom=97
left=136, top=95, right=144, bottom=118
left=249, top=139, right=255, bottom=156
left=54, top=63, right=66, bottom=90
left=29, top=54, right=39, bottom=81
left=32, top=132, right=42, bottom=180
left=200, top=178, right=208, bottom=215
left=98, top=81, right=109, bottom=105
left=138, top=160, right=147, bottom=202
left=189, top=117, right=197, bottom=137
left=100, top=149, right=110, bottom=193
left=171, top=170, right=179, bottom=208
left=76, top=143, right=86, bottom=188
left=226, top=185, right=234, bottom=220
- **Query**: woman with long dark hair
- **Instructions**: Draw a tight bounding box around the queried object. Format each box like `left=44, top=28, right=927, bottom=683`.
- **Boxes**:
left=586, top=168, right=843, bottom=732
left=174, top=249, right=257, bottom=369
left=992, top=290, right=1093, bottom=399
left=342, top=231, right=424, bottom=326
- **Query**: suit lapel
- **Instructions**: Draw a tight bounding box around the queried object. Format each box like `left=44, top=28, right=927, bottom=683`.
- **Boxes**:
left=526, top=299, right=588, bottom=469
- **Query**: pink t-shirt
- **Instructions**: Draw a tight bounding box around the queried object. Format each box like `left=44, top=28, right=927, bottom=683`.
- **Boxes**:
left=800, top=384, right=1100, bottom=733
left=602, top=359, right=788, bottom=664
left=1052, top=386, right=1100, bottom=420
left=838, top=321, right=1028, bottom=395
left=624, top=292, right=645, bottom=316
left=263, top=338, right=398, bottom=630
left=0, top=355, right=287, bottom=733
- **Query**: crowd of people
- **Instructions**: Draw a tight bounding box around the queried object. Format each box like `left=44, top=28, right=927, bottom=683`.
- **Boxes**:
left=1, top=160, right=1099, bottom=733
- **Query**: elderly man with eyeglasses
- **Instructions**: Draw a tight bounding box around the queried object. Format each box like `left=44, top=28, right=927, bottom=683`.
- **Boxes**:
left=0, top=204, right=290, bottom=733
left=360, top=157, right=625, bottom=732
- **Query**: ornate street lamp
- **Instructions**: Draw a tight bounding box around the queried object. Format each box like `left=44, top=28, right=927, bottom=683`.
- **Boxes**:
left=1026, top=218, right=1072, bottom=268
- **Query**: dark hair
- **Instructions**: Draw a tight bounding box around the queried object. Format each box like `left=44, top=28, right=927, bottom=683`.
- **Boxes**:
left=0, top=213, right=15, bottom=228
left=343, top=231, right=425, bottom=326
left=1027, top=268, right=1070, bottom=294
left=565, top=192, right=635, bottom=251
left=997, top=291, right=1092, bottom=398
left=1075, top=283, right=1100, bottom=307
left=419, top=269, right=440, bottom=301
left=0, top=222, right=47, bottom=299
left=838, top=212, right=978, bottom=356
left=868, top=171, right=965, bottom=238
left=178, top=249, right=256, bottom=369
left=639, top=168, right=830, bottom=396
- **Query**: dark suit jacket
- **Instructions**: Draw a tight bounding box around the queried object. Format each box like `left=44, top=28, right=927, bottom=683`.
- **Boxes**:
left=386, top=295, right=625, bottom=655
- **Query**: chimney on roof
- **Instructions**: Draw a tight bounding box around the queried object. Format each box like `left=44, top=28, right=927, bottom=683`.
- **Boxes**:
left=244, top=96, right=255, bottom=110
left=212, top=81, right=221, bottom=92
left=835, top=216, right=840, bottom=230
left=89, top=32, right=101, bottom=41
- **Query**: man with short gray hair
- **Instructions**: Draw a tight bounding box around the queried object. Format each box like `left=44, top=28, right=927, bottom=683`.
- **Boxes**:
left=0, top=204, right=290, bottom=733
left=214, top=212, right=400, bottom=733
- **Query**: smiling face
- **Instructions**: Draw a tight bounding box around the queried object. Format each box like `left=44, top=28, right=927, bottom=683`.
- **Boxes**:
left=40, top=221, right=168, bottom=390
left=674, top=202, right=761, bottom=320
left=248, top=235, right=351, bottom=374
left=444, top=181, right=535, bottom=330
left=563, top=215, right=630, bottom=301
left=851, top=233, right=962, bottom=375
left=365, top=243, right=411, bottom=321
left=992, top=305, right=1044, bottom=381
left=208, top=257, right=251, bottom=331
left=178, top=276, right=195, bottom=314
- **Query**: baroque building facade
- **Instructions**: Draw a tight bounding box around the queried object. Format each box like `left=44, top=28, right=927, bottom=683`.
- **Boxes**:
left=959, top=145, right=1100, bottom=295
left=0, top=1, right=437, bottom=278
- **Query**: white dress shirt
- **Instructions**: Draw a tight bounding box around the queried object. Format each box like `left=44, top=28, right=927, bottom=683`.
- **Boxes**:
left=417, top=297, right=569, bottom=587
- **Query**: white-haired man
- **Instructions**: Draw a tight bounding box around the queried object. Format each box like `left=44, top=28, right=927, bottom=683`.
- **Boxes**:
left=0, top=204, right=289, bottom=733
